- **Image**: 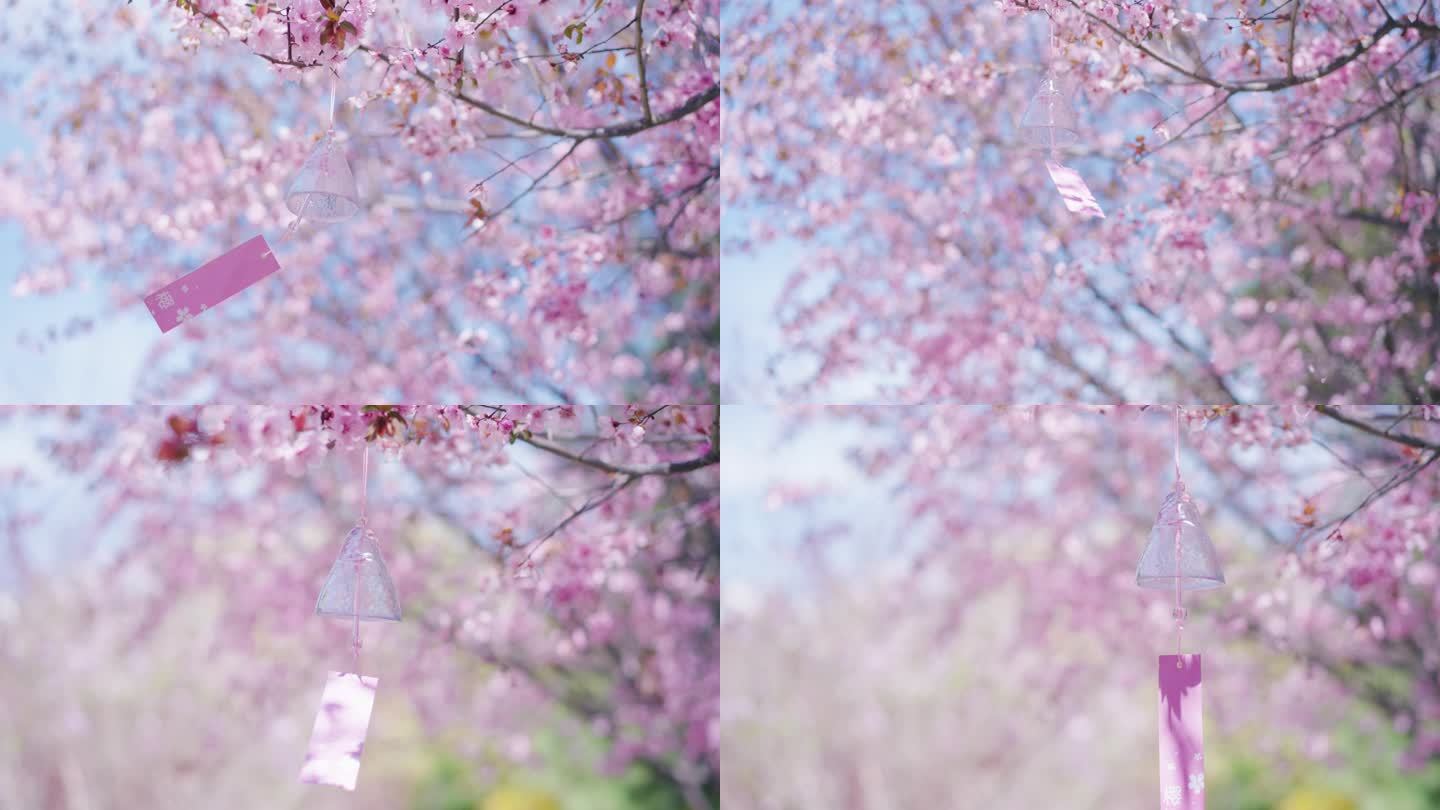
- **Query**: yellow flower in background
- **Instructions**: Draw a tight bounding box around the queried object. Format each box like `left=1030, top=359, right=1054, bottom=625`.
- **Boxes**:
left=1278, top=787, right=1357, bottom=810
left=483, top=785, right=562, bottom=810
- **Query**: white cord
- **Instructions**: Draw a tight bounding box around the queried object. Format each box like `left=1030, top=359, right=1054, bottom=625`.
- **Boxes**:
left=328, top=69, right=338, bottom=130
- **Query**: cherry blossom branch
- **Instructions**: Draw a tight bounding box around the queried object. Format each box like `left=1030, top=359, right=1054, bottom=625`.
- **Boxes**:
left=369, top=256, right=575, bottom=401
left=1294, top=69, right=1440, bottom=154
left=635, top=0, right=655, bottom=125
left=1316, top=405, right=1440, bottom=452
left=1041, top=342, right=1128, bottom=399
left=474, top=138, right=584, bottom=227
left=516, top=431, right=719, bottom=477
left=454, top=406, right=719, bottom=477
left=1079, top=277, right=1241, bottom=402
left=1067, top=1, right=1440, bottom=93
left=466, top=137, right=559, bottom=186
left=380, top=160, right=711, bottom=215
left=518, top=475, right=639, bottom=564
left=584, top=167, right=718, bottom=241
left=1287, top=1, right=1302, bottom=78
left=359, top=45, right=718, bottom=140
left=1148, top=89, right=1236, bottom=152
left=1296, top=448, right=1440, bottom=545
left=1236, top=616, right=1415, bottom=725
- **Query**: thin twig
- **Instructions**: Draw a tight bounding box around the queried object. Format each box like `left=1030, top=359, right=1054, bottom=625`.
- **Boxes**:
left=517, top=475, right=638, bottom=565
left=516, top=431, right=719, bottom=477
left=1293, top=450, right=1440, bottom=548
left=470, top=138, right=585, bottom=230
left=1317, top=405, right=1440, bottom=451
left=1066, top=1, right=1438, bottom=93
left=361, top=44, right=717, bottom=140
left=635, top=0, right=654, bottom=125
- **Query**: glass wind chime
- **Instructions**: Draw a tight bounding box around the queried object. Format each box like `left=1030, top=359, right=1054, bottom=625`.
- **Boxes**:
left=143, top=70, right=360, bottom=333
left=299, top=445, right=401, bottom=792
left=1019, top=12, right=1104, bottom=219
left=1135, top=407, right=1224, bottom=810
left=275, top=70, right=361, bottom=250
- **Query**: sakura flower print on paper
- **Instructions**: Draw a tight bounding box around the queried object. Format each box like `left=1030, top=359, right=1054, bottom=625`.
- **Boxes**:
left=1158, top=655, right=1204, bottom=810
left=142, top=235, right=281, bottom=333
left=299, top=671, right=379, bottom=792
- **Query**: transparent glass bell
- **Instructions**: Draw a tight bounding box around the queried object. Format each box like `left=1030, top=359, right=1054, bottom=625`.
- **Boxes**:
left=286, top=130, right=360, bottom=223
left=1020, top=72, right=1080, bottom=151
left=1135, top=482, right=1225, bottom=591
left=316, top=522, right=402, bottom=621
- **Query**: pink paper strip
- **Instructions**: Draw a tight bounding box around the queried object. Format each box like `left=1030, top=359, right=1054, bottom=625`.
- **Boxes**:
left=142, top=234, right=281, bottom=333
left=1158, top=654, right=1204, bottom=810
left=299, top=671, right=378, bottom=792
left=1046, top=161, right=1106, bottom=219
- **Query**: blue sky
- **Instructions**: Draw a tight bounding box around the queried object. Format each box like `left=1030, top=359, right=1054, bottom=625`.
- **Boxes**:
left=719, top=403, right=932, bottom=604
left=0, top=6, right=159, bottom=403
left=0, top=408, right=128, bottom=591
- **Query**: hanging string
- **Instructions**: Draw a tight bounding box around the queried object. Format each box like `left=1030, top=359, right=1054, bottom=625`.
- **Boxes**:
left=1044, top=10, right=1054, bottom=66
left=352, top=443, right=369, bottom=674
left=260, top=192, right=313, bottom=260
left=352, top=553, right=362, bottom=673
left=400, top=0, right=415, bottom=50
left=360, top=443, right=370, bottom=524
left=262, top=70, right=338, bottom=260
left=328, top=67, right=338, bottom=131
left=1173, top=405, right=1182, bottom=482
left=1044, top=12, right=1056, bottom=161
left=1173, top=405, right=1184, bottom=666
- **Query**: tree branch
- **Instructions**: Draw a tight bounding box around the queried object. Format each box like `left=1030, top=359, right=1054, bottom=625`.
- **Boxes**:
left=472, top=138, right=584, bottom=229
left=360, top=45, right=717, bottom=140
left=635, top=0, right=655, bottom=125
left=516, top=431, right=719, bottom=477
left=455, top=406, right=719, bottom=477
left=1289, top=448, right=1440, bottom=551
left=1068, top=2, right=1439, bottom=93
left=518, top=474, right=639, bottom=564
left=1317, top=405, right=1440, bottom=451
left=1295, top=69, right=1440, bottom=155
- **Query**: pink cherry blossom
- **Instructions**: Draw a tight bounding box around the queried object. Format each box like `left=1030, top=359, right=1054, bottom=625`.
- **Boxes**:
left=0, top=403, right=719, bottom=806
left=1, top=0, right=719, bottom=403
left=722, top=403, right=1440, bottom=805
left=725, top=2, right=1440, bottom=403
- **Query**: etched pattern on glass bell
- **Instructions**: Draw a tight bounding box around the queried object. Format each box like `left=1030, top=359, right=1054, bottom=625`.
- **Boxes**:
left=1020, top=72, right=1080, bottom=151
left=286, top=131, right=360, bottom=223
left=316, top=522, right=402, bottom=622
left=1135, top=483, right=1225, bottom=591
